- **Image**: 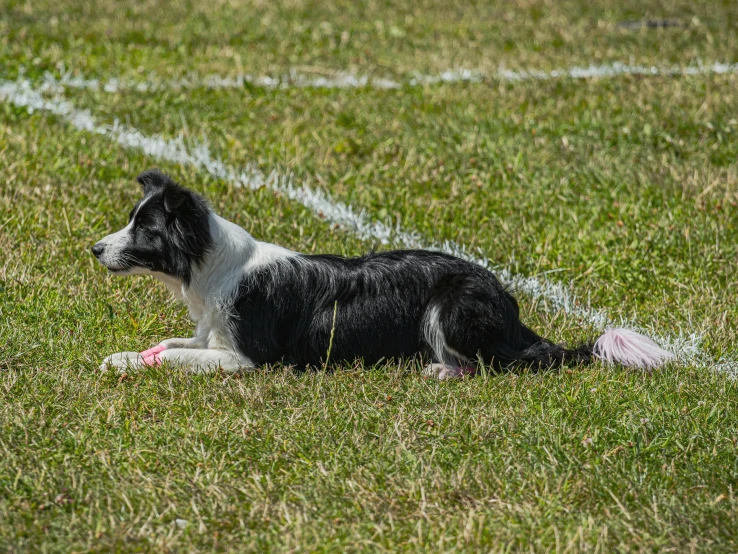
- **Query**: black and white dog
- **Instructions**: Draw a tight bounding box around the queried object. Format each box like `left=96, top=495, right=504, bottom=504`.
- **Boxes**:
left=93, top=170, right=673, bottom=377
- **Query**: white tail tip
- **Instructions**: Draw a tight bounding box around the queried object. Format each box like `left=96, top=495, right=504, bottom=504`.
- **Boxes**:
left=593, top=328, right=674, bottom=370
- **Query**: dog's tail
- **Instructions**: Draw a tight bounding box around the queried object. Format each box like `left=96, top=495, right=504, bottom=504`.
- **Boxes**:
left=591, top=327, right=675, bottom=369
left=508, top=326, right=674, bottom=370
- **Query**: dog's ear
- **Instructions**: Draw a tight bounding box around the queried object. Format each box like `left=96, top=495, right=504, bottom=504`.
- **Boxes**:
left=137, top=170, right=189, bottom=213
left=162, top=185, right=187, bottom=214
left=136, top=169, right=169, bottom=197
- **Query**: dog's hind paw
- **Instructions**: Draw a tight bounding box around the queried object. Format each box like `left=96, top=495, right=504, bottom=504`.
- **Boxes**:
left=422, top=363, right=476, bottom=380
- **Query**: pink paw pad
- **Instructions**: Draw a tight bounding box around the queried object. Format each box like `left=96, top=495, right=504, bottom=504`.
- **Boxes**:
left=139, top=344, right=167, bottom=366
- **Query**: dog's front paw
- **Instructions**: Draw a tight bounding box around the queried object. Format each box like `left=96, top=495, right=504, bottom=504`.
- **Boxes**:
left=99, top=352, right=143, bottom=372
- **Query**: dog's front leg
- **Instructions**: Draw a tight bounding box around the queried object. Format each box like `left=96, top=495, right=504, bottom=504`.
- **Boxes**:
left=129, top=336, right=204, bottom=367
left=100, top=337, right=219, bottom=372
left=100, top=348, right=252, bottom=373
left=157, top=348, right=253, bottom=373
left=159, top=337, right=204, bottom=349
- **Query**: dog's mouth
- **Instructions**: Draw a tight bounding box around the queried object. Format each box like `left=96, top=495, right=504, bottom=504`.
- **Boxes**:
left=98, top=259, right=134, bottom=273
left=96, top=254, right=148, bottom=274
left=102, top=260, right=151, bottom=275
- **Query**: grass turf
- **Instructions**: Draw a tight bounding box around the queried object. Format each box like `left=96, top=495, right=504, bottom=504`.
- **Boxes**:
left=1, top=0, right=738, bottom=551
left=4, top=0, right=738, bottom=78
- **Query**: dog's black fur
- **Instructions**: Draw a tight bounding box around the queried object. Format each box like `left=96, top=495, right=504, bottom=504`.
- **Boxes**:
left=233, top=251, right=592, bottom=369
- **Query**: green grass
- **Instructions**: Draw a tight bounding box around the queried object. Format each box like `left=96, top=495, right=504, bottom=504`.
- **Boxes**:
left=4, top=0, right=738, bottom=79
left=2, top=0, right=738, bottom=551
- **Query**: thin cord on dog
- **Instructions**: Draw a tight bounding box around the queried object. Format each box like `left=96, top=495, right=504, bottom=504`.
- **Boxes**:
left=324, top=301, right=338, bottom=368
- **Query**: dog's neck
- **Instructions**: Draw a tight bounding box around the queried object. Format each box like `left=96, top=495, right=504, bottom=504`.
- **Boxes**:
left=157, top=212, right=294, bottom=323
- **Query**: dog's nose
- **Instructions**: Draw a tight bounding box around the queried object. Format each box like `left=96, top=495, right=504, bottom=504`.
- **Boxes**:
left=91, top=243, right=105, bottom=258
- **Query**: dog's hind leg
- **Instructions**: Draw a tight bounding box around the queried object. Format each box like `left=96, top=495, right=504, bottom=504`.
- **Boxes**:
left=421, top=303, right=479, bottom=381
left=423, top=272, right=597, bottom=373
left=421, top=272, right=527, bottom=378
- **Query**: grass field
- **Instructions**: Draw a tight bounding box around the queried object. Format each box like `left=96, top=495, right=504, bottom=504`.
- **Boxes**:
left=2, top=0, right=738, bottom=551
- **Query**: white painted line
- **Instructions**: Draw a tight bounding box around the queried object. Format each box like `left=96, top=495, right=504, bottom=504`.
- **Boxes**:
left=37, top=67, right=402, bottom=93
left=408, top=61, right=738, bottom=84
left=484, top=60, right=738, bottom=83
left=34, top=60, right=738, bottom=94
left=0, top=77, right=734, bottom=373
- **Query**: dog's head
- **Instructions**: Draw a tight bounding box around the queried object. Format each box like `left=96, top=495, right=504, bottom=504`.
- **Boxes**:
left=92, top=170, right=212, bottom=284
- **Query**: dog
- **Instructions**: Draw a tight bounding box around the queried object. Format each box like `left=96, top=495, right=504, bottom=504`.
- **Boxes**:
left=93, top=170, right=674, bottom=377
